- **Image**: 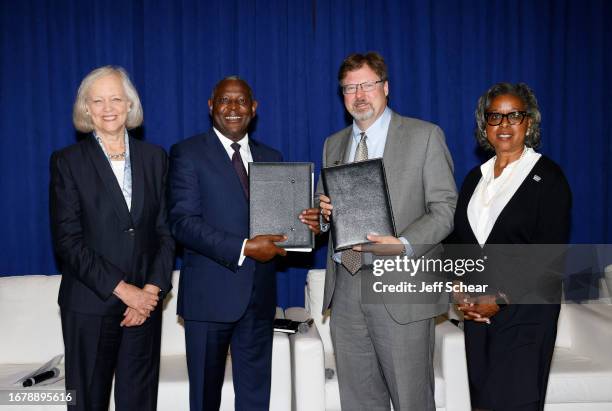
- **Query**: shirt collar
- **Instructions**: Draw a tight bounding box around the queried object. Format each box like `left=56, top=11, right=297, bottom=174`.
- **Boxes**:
left=213, top=127, right=249, bottom=151
left=351, top=106, right=392, bottom=144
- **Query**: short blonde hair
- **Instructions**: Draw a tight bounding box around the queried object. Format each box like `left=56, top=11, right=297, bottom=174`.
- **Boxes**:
left=72, top=66, right=144, bottom=132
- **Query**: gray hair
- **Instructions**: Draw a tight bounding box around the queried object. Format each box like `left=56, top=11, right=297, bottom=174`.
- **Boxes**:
left=474, top=82, right=542, bottom=151
left=73, top=66, right=143, bottom=132
left=209, top=75, right=254, bottom=101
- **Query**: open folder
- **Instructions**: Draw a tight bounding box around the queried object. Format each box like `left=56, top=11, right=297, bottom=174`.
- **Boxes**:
left=249, top=162, right=314, bottom=251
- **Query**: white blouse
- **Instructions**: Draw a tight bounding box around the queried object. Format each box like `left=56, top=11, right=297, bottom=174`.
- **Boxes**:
left=110, top=160, right=130, bottom=211
left=467, top=147, right=541, bottom=245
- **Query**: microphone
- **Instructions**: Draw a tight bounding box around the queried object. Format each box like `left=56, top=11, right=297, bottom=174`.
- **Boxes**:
left=297, top=318, right=314, bottom=334
left=23, top=367, right=59, bottom=387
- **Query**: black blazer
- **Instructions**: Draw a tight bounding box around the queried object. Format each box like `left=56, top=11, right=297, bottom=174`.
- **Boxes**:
left=50, top=135, right=175, bottom=315
left=450, top=154, right=572, bottom=407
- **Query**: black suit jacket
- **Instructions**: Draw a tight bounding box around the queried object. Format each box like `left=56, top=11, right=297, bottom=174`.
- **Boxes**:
left=50, top=135, right=175, bottom=315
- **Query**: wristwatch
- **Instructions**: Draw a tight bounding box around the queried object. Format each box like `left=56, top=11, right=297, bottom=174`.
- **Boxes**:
left=319, top=213, right=330, bottom=233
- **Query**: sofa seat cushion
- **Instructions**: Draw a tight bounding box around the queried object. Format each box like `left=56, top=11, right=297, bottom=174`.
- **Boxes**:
left=546, top=347, right=612, bottom=403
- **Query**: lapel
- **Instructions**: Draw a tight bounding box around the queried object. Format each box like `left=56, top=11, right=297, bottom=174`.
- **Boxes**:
left=485, top=158, right=542, bottom=244
left=382, top=111, right=403, bottom=169
left=129, top=136, right=144, bottom=225
left=382, top=111, right=406, bottom=201
left=330, top=128, right=352, bottom=166
left=249, top=138, right=266, bottom=163
left=461, top=171, right=481, bottom=244
left=84, top=135, right=134, bottom=230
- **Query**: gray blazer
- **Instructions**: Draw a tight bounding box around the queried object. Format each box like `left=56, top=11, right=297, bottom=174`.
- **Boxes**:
left=316, top=111, right=458, bottom=323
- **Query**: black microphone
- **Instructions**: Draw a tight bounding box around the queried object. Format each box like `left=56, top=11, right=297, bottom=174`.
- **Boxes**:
left=22, top=368, right=59, bottom=387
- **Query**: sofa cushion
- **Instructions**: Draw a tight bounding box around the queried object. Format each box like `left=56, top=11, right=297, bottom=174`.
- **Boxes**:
left=546, top=347, right=612, bottom=403
left=0, top=275, right=63, bottom=364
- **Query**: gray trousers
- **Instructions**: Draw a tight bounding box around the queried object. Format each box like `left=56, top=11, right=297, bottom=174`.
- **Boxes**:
left=330, top=264, right=436, bottom=411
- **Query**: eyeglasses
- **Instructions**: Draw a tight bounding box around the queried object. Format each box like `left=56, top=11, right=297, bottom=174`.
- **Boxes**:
left=485, top=111, right=528, bottom=126
left=341, top=80, right=384, bottom=95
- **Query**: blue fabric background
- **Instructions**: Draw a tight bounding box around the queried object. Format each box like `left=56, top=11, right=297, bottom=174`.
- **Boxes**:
left=1, top=0, right=610, bottom=307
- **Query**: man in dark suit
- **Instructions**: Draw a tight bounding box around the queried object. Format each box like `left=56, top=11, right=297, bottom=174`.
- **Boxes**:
left=168, top=76, right=286, bottom=411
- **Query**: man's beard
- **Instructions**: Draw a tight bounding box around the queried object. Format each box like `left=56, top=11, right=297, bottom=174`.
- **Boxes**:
left=349, top=103, right=375, bottom=122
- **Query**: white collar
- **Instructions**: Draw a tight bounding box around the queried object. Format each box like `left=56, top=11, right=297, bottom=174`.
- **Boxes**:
left=213, top=127, right=249, bottom=151
left=480, top=146, right=538, bottom=182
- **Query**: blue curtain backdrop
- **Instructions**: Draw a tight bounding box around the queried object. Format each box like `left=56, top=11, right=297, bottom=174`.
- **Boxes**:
left=1, top=0, right=611, bottom=307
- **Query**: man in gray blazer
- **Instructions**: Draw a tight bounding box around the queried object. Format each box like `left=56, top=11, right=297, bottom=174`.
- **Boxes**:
left=301, top=52, right=457, bottom=410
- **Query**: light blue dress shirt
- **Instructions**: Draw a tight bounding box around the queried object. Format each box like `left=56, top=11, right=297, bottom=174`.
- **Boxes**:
left=332, top=107, right=413, bottom=263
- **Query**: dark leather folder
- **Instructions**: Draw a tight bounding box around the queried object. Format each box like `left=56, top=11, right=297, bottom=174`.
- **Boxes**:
left=249, top=162, right=314, bottom=251
left=321, top=158, right=396, bottom=252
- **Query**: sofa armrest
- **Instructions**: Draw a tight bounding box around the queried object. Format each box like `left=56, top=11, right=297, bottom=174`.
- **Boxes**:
left=285, top=307, right=326, bottom=411
left=270, top=307, right=292, bottom=411
left=435, top=319, right=471, bottom=411
left=562, top=304, right=612, bottom=363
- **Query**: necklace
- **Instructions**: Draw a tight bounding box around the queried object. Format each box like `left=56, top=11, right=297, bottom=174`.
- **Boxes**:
left=480, top=147, right=527, bottom=207
left=108, top=151, right=126, bottom=161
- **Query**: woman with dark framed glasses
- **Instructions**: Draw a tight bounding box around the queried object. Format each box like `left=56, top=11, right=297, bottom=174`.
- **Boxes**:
left=449, top=83, right=571, bottom=411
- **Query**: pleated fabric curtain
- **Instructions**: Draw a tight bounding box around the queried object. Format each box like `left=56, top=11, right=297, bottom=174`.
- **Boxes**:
left=1, top=0, right=610, bottom=307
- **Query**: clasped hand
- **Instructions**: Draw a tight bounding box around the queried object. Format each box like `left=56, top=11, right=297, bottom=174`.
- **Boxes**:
left=456, top=294, right=500, bottom=323
left=114, top=281, right=160, bottom=326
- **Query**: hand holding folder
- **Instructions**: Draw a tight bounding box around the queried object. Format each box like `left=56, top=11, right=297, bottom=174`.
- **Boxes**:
left=249, top=162, right=315, bottom=251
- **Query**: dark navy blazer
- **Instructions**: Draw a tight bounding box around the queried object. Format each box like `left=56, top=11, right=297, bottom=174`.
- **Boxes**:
left=168, top=130, right=282, bottom=322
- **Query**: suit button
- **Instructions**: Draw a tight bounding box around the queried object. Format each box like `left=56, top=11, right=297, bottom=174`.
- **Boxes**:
left=124, top=228, right=135, bottom=237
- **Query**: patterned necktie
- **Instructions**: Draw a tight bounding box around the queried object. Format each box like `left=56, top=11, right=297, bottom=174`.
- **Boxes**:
left=231, top=142, right=249, bottom=199
left=341, top=132, right=368, bottom=274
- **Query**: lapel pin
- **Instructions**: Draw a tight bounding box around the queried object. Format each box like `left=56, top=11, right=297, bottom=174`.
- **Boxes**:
left=533, top=175, right=541, bottom=182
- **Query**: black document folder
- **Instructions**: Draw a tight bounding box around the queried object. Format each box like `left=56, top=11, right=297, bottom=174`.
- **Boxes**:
left=321, top=158, right=396, bottom=252
left=249, top=162, right=314, bottom=251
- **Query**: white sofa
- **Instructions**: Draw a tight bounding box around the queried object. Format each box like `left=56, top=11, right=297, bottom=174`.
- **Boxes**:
left=544, top=302, right=612, bottom=410
left=0, top=271, right=291, bottom=411
left=285, top=269, right=471, bottom=411
left=287, top=269, right=612, bottom=411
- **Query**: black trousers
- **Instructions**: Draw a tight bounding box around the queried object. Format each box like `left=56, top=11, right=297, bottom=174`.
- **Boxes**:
left=60, top=307, right=162, bottom=411
left=465, top=304, right=560, bottom=411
